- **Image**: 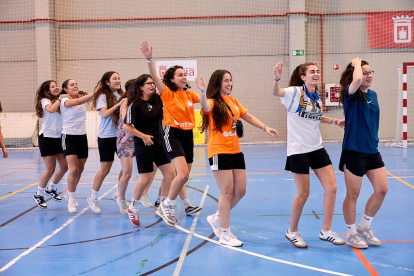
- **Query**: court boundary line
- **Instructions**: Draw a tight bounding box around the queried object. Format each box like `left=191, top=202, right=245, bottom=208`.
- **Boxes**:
left=0, top=182, right=39, bottom=201
left=175, top=225, right=353, bottom=276
left=386, top=171, right=414, bottom=189
left=342, top=234, right=379, bottom=276
left=0, top=162, right=44, bottom=179
left=173, top=185, right=209, bottom=276
left=0, top=184, right=117, bottom=273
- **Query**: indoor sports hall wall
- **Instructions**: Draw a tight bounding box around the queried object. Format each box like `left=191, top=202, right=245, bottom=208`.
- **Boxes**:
left=0, top=0, right=413, bottom=145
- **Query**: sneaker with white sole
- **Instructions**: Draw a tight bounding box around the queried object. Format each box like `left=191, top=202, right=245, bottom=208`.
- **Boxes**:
left=33, top=194, right=47, bottom=209
left=63, top=192, right=78, bottom=207
left=357, top=225, right=381, bottom=246
left=157, top=201, right=176, bottom=227
left=139, top=194, right=153, bottom=208
left=185, top=205, right=202, bottom=216
left=111, top=191, right=120, bottom=202
left=128, top=207, right=140, bottom=226
left=44, top=188, right=62, bottom=201
left=346, top=233, right=368, bottom=249
left=319, top=231, right=346, bottom=245
left=285, top=230, right=308, bottom=248
left=68, top=199, right=77, bottom=213
left=117, top=198, right=129, bottom=215
left=219, top=233, right=243, bottom=247
left=207, top=214, right=222, bottom=238
left=87, top=196, right=101, bottom=214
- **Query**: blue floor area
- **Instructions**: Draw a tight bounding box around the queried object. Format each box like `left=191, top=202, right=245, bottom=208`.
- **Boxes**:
left=0, top=144, right=413, bottom=275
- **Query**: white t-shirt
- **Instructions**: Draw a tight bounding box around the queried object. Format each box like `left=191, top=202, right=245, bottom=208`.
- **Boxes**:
left=280, top=86, right=323, bottom=156
left=39, top=98, right=63, bottom=138
left=96, top=92, right=121, bottom=138
left=60, top=97, right=87, bottom=135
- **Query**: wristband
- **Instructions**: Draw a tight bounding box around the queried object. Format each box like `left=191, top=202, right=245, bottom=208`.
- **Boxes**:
left=201, top=90, right=205, bottom=95
left=146, top=57, right=152, bottom=63
left=329, top=118, right=333, bottom=125
left=275, top=76, right=281, bottom=81
left=262, top=124, right=267, bottom=132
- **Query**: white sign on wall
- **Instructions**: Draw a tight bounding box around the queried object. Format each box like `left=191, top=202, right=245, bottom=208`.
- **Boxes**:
left=155, top=60, right=197, bottom=81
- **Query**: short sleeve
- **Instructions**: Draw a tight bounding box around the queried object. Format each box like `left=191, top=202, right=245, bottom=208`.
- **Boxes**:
left=189, top=90, right=200, bottom=103
left=280, top=87, right=296, bottom=109
left=343, top=85, right=357, bottom=103
left=236, top=101, right=248, bottom=116
left=60, top=97, right=69, bottom=108
left=41, top=98, right=52, bottom=110
left=96, top=94, right=107, bottom=111
left=124, top=102, right=135, bottom=125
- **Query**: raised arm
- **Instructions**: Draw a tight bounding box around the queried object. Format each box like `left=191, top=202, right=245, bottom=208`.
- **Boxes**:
left=347, top=58, right=363, bottom=95
left=44, top=95, right=68, bottom=113
left=195, top=76, right=212, bottom=112
left=140, top=41, right=165, bottom=94
left=240, top=112, right=280, bottom=137
left=100, top=98, right=126, bottom=119
left=64, top=93, right=94, bottom=107
left=272, top=61, right=286, bottom=97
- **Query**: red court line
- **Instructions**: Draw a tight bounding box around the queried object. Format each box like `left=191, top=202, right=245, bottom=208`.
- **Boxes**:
left=342, top=234, right=379, bottom=276
left=0, top=162, right=44, bottom=179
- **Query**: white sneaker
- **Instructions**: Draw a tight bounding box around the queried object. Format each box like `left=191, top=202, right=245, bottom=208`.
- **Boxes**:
left=346, top=233, right=368, bottom=249
left=357, top=225, right=381, bottom=246
left=285, top=230, right=308, bottom=248
left=68, top=199, right=77, bottom=213
left=219, top=233, right=243, bottom=247
left=63, top=192, right=78, bottom=207
left=207, top=214, right=222, bottom=238
left=139, top=194, right=153, bottom=208
left=111, top=191, right=120, bottom=202
left=158, top=201, right=176, bottom=227
left=87, top=196, right=101, bottom=214
left=117, top=198, right=129, bottom=215
left=319, top=231, right=346, bottom=245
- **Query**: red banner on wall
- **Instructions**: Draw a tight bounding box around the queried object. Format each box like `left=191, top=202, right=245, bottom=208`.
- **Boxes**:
left=367, top=12, right=414, bottom=48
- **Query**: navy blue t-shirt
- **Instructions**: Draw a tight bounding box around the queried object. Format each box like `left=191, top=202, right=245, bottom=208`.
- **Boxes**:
left=342, top=85, right=380, bottom=153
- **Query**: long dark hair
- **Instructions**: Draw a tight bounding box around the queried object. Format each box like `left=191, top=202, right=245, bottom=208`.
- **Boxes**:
left=0, top=101, right=3, bottom=113
left=289, top=62, right=319, bottom=92
left=200, top=70, right=233, bottom=133
left=92, top=71, right=124, bottom=110
left=339, top=60, right=369, bottom=105
left=35, top=80, right=60, bottom=118
left=163, top=65, right=191, bottom=91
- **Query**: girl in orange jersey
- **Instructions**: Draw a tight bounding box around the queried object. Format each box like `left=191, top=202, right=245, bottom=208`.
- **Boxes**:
left=141, top=41, right=201, bottom=227
left=196, top=70, right=279, bottom=247
left=0, top=102, right=8, bottom=158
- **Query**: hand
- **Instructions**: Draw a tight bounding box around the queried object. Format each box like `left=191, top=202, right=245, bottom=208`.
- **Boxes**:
left=274, top=61, right=283, bottom=80
left=195, top=76, right=206, bottom=92
left=117, top=98, right=126, bottom=107
left=2, top=149, right=8, bottom=158
left=58, top=95, right=68, bottom=101
left=336, top=119, right=345, bottom=129
left=265, top=126, right=280, bottom=137
left=351, top=58, right=362, bottom=68
left=142, top=135, right=154, bottom=146
left=140, top=40, right=153, bottom=59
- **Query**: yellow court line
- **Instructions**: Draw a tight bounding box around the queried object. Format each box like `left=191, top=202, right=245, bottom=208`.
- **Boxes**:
left=386, top=171, right=414, bottom=190
left=0, top=182, right=39, bottom=201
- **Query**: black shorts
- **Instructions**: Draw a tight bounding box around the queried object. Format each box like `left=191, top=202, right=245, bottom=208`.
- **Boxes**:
left=339, top=150, right=385, bottom=177
left=209, top=152, right=246, bottom=171
left=98, top=137, right=117, bottom=162
left=62, top=134, right=88, bottom=159
left=135, top=140, right=170, bottom=174
left=38, top=134, right=63, bottom=157
left=163, top=126, right=194, bottom=163
left=285, top=148, right=332, bottom=174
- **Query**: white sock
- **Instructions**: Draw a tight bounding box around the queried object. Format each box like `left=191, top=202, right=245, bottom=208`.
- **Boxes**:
left=165, top=198, right=174, bottom=206
left=37, top=187, right=45, bottom=196
left=346, top=224, right=357, bottom=236
left=91, top=190, right=99, bottom=200
left=68, top=192, right=76, bottom=200
left=359, top=214, right=374, bottom=229
left=47, top=182, right=57, bottom=191
left=321, top=229, right=331, bottom=236
left=131, top=198, right=139, bottom=209
left=182, top=198, right=191, bottom=208
left=288, top=229, right=298, bottom=235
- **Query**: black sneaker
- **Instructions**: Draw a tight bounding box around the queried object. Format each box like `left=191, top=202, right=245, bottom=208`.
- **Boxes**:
left=185, top=206, right=202, bottom=215
left=154, top=200, right=160, bottom=208
left=44, top=188, right=62, bottom=202
left=33, top=194, right=47, bottom=209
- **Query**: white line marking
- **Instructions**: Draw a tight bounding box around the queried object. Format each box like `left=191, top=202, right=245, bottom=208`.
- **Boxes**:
left=0, top=184, right=118, bottom=273
left=174, top=225, right=353, bottom=276
left=173, top=185, right=209, bottom=276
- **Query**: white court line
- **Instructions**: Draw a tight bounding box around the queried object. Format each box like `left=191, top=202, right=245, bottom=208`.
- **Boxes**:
left=173, top=185, right=209, bottom=276
left=0, top=184, right=118, bottom=273
left=175, top=225, right=353, bottom=276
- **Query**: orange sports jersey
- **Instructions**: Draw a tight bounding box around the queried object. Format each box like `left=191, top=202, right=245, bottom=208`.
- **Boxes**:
left=206, top=96, right=248, bottom=158
left=161, top=86, right=200, bottom=130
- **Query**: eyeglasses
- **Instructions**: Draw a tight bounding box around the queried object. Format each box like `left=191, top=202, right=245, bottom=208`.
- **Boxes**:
left=144, top=82, right=155, bottom=86
left=362, top=71, right=374, bottom=76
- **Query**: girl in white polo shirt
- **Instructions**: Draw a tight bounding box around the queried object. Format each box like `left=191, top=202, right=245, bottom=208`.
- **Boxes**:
left=87, top=71, right=125, bottom=214
left=61, top=79, right=94, bottom=213
left=33, top=80, right=68, bottom=209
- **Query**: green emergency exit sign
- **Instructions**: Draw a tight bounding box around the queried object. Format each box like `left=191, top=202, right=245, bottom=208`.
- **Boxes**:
left=292, top=50, right=305, bottom=56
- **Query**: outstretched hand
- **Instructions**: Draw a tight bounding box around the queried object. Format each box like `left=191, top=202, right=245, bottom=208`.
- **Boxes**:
left=351, top=57, right=362, bottom=68
left=195, top=77, right=206, bottom=92
left=336, top=119, right=345, bottom=129
left=265, top=126, right=280, bottom=138
left=140, top=41, right=153, bottom=59
left=274, top=61, right=283, bottom=80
